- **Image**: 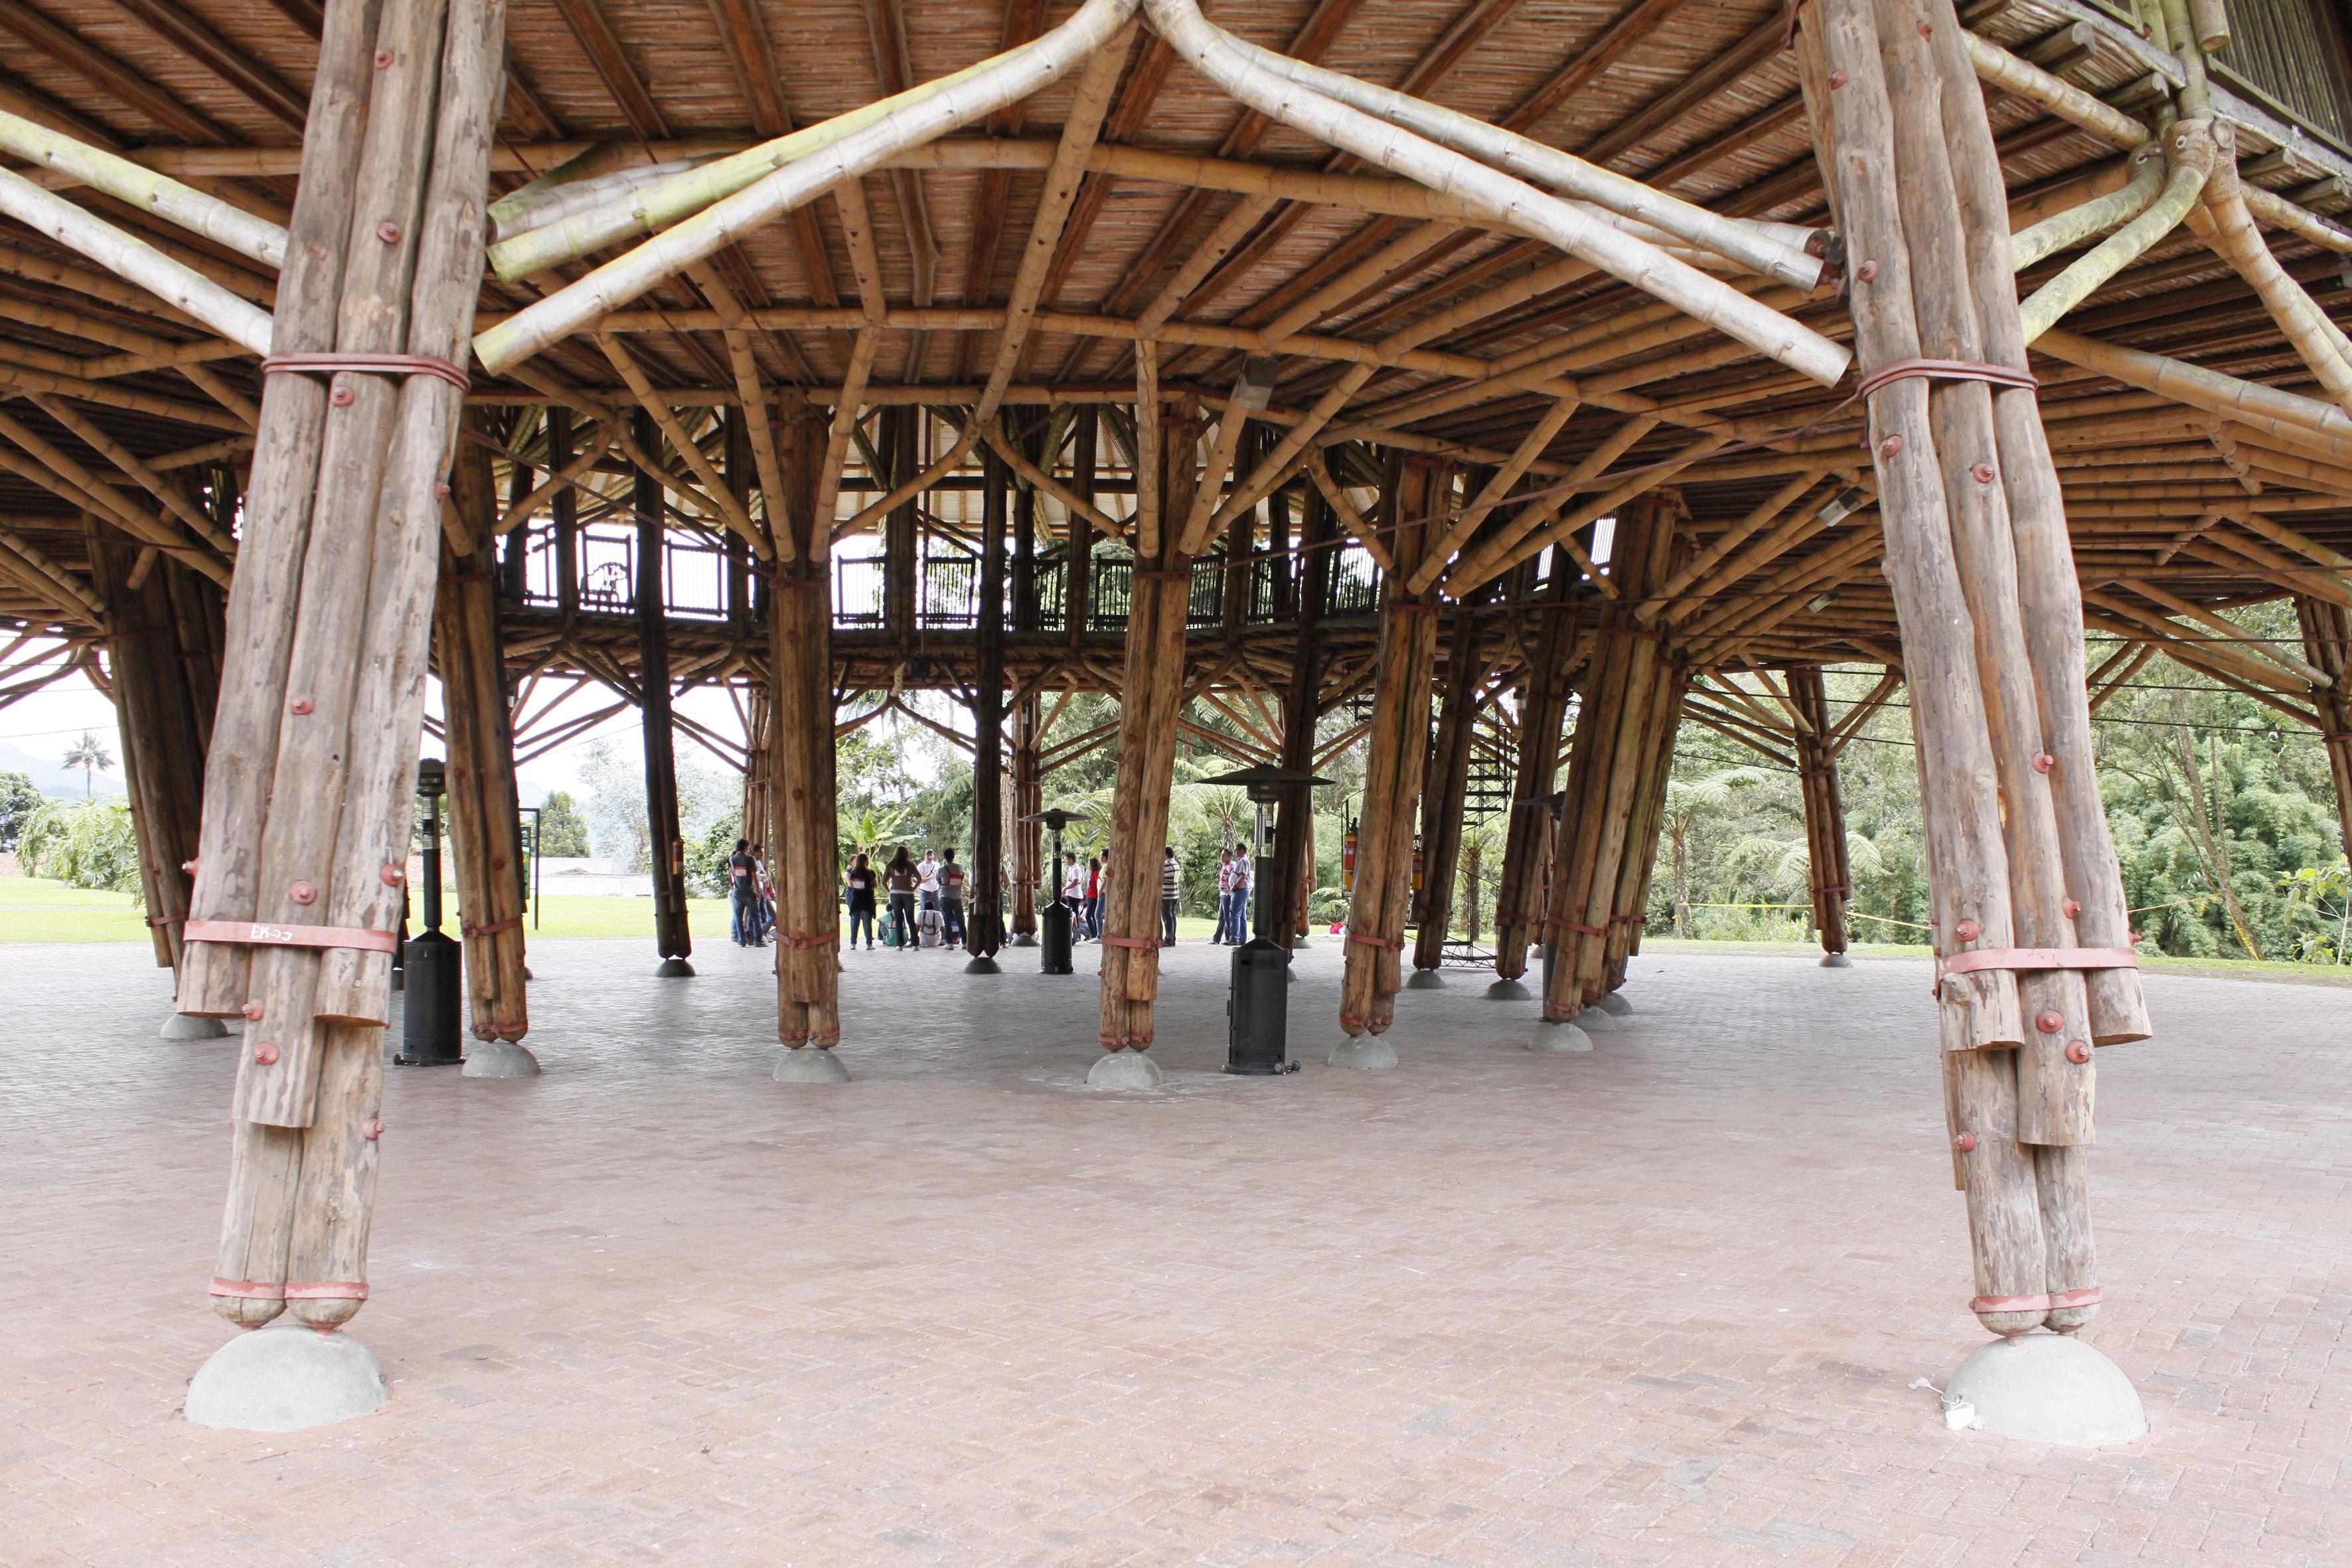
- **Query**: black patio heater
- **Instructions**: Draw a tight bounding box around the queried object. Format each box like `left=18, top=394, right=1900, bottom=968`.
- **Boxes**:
left=397, top=757, right=464, bottom=1067
left=1022, top=807, right=1089, bottom=975
left=1201, top=764, right=1331, bottom=1075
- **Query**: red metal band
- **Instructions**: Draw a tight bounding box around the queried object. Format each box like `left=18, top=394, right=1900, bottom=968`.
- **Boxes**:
left=1346, top=931, right=1403, bottom=949
left=1099, top=934, right=1160, bottom=949
left=2047, top=1286, right=2103, bottom=1309
left=263, top=351, right=471, bottom=392
left=775, top=932, right=838, bottom=949
left=459, top=915, right=522, bottom=938
left=185, top=918, right=399, bottom=955
left=1969, top=1292, right=2052, bottom=1314
left=209, top=1277, right=285, bottom=1300
left=147, top=913, right=185, bottom=928
left=1547, top=915, right=1605, bottom=937
left=1938, top=946, right=2138, bottom=979
left=283, top=1281, right=369, bottom=1300
left=1855, top=357, right=2037, bottom=401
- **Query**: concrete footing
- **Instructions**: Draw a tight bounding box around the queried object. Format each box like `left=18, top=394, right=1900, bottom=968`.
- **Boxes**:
left=1528, top=1020, right=1594, bottom=1053
left=1594, top=992, right=1632, bottom=1017
left=1484, top=977, right=1531, bottom=1000
left=462, top=1039, right=540, bottom=1078
left=655, top=958, right=695, bottom=977
left=183, top=1324, right=386, bottom=1432
left=1820, top=951, right=1854, bottom=968
left=1087, top=1050, right=1164, bottom=1089
left=159, top=1012, right=227, bottom=1040
left=1571, top=1005, right=1614, bottom=1033
left=1328, top=1036, right=1398, bottom=1071
left=773, top=1047, right=852, bottom=1084
left=1404, top=969, right=1444, bottom=990
left=1942, top=1331, right=2148, bottom=1447
left=963, top=955, right=1000, bottom=974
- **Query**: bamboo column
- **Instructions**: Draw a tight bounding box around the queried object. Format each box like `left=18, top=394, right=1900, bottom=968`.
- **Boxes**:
left=2297, top=595, right=2352, bottom=859
left=89, top=525, right=220, bottom=988
left=633, top=411, right=693, bottom=977
left=1271, top=481, right=1330, bottom=948
left=1094, top=398, right=1208, bottom=1073
left=1788, top=666, right=1853, bottom=962
left=1409, top=604, right=1487, bottom=979
left=1601, top=663, right=1686, bottom=996
left=1492, top=546, right=1577, bottom=982
left=1800, top=0, right=2152, bottom=1337
left=1338, top=457, right=1442, bottom=1044
left=435, top=410, right=529, bottom=1048
left=182, top=0, right=507, bottom=1337
left=1010, top=697, right=1042, bottom=943
left=1066, top=411, right=1096, bottom=650
left=882, top=407, right=917, bottom=641
left=967, top=447, right=1009, bottom=966
left=771, top=396, right=844, bottom=1071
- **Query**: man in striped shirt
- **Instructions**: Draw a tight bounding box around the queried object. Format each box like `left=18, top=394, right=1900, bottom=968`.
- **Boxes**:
left=1161, top=845, right=1181, bottom=947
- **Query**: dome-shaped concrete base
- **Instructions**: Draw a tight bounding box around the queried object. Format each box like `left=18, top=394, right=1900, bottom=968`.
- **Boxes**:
left=773, top=1047, right=852, bottom=1083
left=1820, top=951, right=1854, bottom=968
left=462, top=1039, right=540, bottom=1078
left=655, top=958, right=695, bottom=977
left=160, top=1012, right=228, bottom=1040
left=184, top=1324, right=386, bottom=1432
left=963, top=955, right=1000, bottom=974
left=1529, top=1021, right=1593, bottom=1053
left=1594, top=991, right=1632, bottom=1017
left=1943, top=1332, right=2147, bottom=1447
left=1010, top=933, right=1038, bottom=947
left=1571, top=1005, right=1614, bottom=1033
left=1483, top=977, right=1531, bottom=1000
left=1087, top=1050, right=1164, bottom=1089
left=1327, top=1036, right=1398, bottom=1071
left=1404, top=969, right=1445, bottom=990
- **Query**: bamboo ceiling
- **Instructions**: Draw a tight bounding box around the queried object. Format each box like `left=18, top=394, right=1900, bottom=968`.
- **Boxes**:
left=2, top=0, right=2351, bottom=726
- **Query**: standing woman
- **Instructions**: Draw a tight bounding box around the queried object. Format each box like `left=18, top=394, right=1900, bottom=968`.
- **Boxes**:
left=844, top=852, right=878, bottom=951
left=1084, top=855, right=1103, bottom=939
left=884, top=845, right=919, bottom=953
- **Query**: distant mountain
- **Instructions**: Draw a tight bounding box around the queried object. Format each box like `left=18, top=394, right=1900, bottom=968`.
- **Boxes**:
left=0, top=740, right=126, bottom=801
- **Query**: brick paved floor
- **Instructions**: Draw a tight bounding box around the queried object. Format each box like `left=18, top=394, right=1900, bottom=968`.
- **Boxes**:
left=3, top=936, right=2348, bottom=1567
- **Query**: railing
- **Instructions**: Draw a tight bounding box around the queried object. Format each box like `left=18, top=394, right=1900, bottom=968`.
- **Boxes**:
left=512, top=522, right=737, bottom=621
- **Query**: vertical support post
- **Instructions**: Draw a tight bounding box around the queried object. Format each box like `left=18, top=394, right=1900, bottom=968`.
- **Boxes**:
left=550, top=406, right=578, bottom=625
left=1338, top=457, right=1442, bottom=1046
left=1012, top=431, right=1038, bottom=633
left=1271, top=481, right=1328, bottom=949
left=2296, top=596, right=2352, bottom=858
left=883, top=407, right=916, bottom=639
left=1409, top=604, right=1486, bottom=979
left=724, top=408, right=752, bottom=631
left=967, top=447, right=1008, bottom=965
left=635, top=410, right=693, bottom=976
left=1493, top=548, right=1577, bottom=982
left=435, top=408, right=531, bottom=1051
left=771, top=394, right=844, bottom=1072
left=1789, top=666, right=1853, bottom=961
left=1067, top=410, right=1096, bottom=647
left=1603, top=661, right=1686, bottom=994
left=1010, top=698, right=1042, bottom=942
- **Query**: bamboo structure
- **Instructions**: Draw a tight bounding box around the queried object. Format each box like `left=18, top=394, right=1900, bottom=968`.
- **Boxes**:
left=634, top=413, right=693, bottom=977
left=770, top=398, right=841, bottom=1059
left=1409, top=604, right=1487, bottom=977
left=1788, top=667, right=1852, bottom=961
left=1492, top=553, right=1579, bottom=984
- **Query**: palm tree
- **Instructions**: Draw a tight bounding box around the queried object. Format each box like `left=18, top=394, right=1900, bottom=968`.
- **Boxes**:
left=62, top=732, right=112, bottom=798
left=1659, top=765, right=1767, bottom=936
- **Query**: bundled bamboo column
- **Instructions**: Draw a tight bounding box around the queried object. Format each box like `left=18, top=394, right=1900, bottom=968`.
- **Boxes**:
left=1492, top=547, right=1577, bottom=980
left=1409, top=605, right=1487, bottom=975
left=770, top=396, right=842, bottom=1054
left=1010, top=698, right=1042, bottom=941
left=1789, top=666, right=1853, bottom=959
left=740, top=684, right=774, bottom=866
left=184, top=0, right=507, bottom=1331
left=434, top=412, right=528, bottom=1042
left=2296, top=596, right=2352, bottom=858
left=1543, top=497, right=1673, bottom=1021
left=1602, top=664, right=1686, bottom=994
left=1338, top=457, right=1442, bottom=1037
left=967, top=448, right=1009, bottom=961
left=89, top=526, right=221, bottom=975
left=1271, top=483, right=1330, bottom=948
left=633, top=410, right=693, bottom=975
left=1096, top=400, right=1208, bottom=1057
left=1799, top=0, right=2152, bottom=1336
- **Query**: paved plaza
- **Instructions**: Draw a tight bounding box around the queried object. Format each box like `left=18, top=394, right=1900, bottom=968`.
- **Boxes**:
left=2, top=936, right=2348, bottom=1566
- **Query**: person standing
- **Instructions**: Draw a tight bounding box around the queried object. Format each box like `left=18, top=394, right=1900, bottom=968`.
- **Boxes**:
left=1084, top=855, right=1103, bottom=939
left=940, top=848, right=968, bottom=945
left=844, top=852, right=878, bottom=950
left=1161, top=845, right=1180, bottom=947
left=1059, top=850, right=1086, bottom=938
left=1228, top=841, right=1253, bottom=941
left=749, top=841, right=775, bottom=946
left=884, top=846, right=919, bottom=952
left=1211, top=847, right=1235, bottom=943
left=728, top=837, right=759, bottom=947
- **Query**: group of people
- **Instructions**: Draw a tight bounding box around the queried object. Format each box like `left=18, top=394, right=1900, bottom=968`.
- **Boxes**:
left=842, top=846, right=971, bottom=952
left=726, top=838, right=776, bottom=947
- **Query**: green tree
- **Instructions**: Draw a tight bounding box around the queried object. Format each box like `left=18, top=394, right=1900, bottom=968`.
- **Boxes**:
left=0, top=768, right=41, bottom=851
left=535, top=790, right=591, bottom=856
left=17, top=797, right=143, bottom=898
left=62, top=731, right=112, bottom=798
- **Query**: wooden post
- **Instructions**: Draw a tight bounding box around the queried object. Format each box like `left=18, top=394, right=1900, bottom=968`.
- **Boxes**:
left=882, top=406, right=916, bottom=639
left=1010, top=697, right=1042, bottom=942
left=1789, top=666, right=1852, bottom=959
left=1095, top=398, right=1207, bottom=1061
left=635, top=409, right=692, bottom=974
left=435, top=408, right=528, bottom=1043
left=1066, top=411, right=1095, bottom=649
left=1493, top=547, right=1577, bottom=982
left=967, top=447, right=1008, bottom=961
left=1604, top=663, right=1686, bottom=993
left=1409, top=604, right=1487, bottom=976
left=550, top=406, right=578, bottom=626
left=1339, top=456, right=1442, bottom=1039
left=770, top=395, right=842, bottom=1058
left=1271, top=481, right=1329, bottom=949
left=186, top=0, right=508, bottom=1332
